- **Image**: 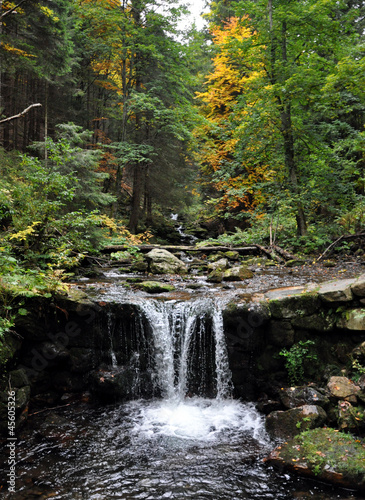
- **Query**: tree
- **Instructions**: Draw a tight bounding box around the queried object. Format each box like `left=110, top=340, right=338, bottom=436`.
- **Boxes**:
left=197, top=0, right=365, bottom=237
left=0, top=0, right=76, bottom=149
left=77, top=0, right=198, bottom=232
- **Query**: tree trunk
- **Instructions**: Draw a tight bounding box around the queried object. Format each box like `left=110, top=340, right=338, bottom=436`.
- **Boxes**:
left=144, top=165, right=152, bottom=225
left=128, top=163, right=144, bottom=233
left=280, top=21, right=307, bottom=236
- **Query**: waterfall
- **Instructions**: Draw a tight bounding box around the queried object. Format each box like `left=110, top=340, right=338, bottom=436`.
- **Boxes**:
left=136, top=297, right=233, bottom=401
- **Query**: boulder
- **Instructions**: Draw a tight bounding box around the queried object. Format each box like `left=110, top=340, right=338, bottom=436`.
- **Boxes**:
left=291, top=313, right=335, bottom=332
left=135, top=281, right=175, bottom=294
left=318, top=279, right=354, bottom=302
left=90, top=367, right=153, bottom=401
left=265, top=404, right=327, bottom=439
left=264, top=428, right=365, bottom=491
left=145, top=249, right=187, bottom=275
left=69, top=348, right=95, bottom=373
left=223, top=251, right=240, bottom=261
left=351, top=274, right=365, bottom=297
left=8, top=368, right=29, bottom=388
left=267, top=292, right=321, bottom=320
left=337, top=400, right=365, bottom=431
left=327, top=376, right=360, bottom=403
left=279, top=386, right=330, bottom=409
left=222, top=266, right=253, bottom=281
left=207, top=258, right=229, bottom=271
left=284, top=259, right=306, bottom=267
left=207, top=269, right=223, bottom=283
left=337, top=308, right=365, bottom=331
left=268, top=320, right=295, bottom=347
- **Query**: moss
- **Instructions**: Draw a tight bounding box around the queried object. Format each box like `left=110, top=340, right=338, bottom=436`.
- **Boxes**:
left=135, top=281, right=175, bottom=294
left=279, top=428, right=365, bottom=478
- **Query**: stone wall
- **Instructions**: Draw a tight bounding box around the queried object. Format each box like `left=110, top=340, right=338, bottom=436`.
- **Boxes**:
left=224, top=274, right=365, bottom=399
left=2, top=274, right=365, bottom=434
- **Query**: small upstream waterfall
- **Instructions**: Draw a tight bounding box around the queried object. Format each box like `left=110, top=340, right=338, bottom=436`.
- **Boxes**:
left=136, top=297, right=233, bottom=401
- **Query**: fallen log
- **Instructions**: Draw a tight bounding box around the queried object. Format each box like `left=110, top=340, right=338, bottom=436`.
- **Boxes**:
left=254, top=244, right=284, bottom=263
left=102, top=244, right=260, bottom=255
left=272, top=245, right=296, bottom=261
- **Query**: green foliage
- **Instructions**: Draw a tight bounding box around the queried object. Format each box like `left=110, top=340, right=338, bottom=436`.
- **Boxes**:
left=288, top=428, right=365, bottom=477
left=196, top=0, right=365, bottom=238
left=280, top=340, right=318, bottom=386
left=0, top=246, right=71, bottom=372
left=0, top=124, right=120, bottom=269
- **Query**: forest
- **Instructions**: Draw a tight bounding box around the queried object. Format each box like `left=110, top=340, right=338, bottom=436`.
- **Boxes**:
left=0, top=0, right=364, bottom=343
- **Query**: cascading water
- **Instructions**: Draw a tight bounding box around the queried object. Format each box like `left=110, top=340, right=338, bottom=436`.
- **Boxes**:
left=135, top=297, right=232, bottom=401
left=2, top=291, right=353, bottom=499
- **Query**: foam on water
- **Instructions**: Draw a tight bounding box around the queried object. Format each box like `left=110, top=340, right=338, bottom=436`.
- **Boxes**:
left=131, top=398, right=266, bottom=442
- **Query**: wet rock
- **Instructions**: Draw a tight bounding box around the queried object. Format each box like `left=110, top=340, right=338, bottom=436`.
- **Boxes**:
left=318, top=279, right=354, bottom=302
left=207, top=269, right=223, bottom=283
left=257, top=398, right=282, bottom=415
left=135, top=281, right=175, bottom=294
left=337, top=400, right=365, bottom=431
left=337, top=308, right=365, bottom=331
left=279, top=386, right=330, bottom=409
left=145, top=248, right=188, bottom=275
left=131, top=257, right=148, bottom=272
left=264, top=428, right=365, bottom=491
left=284, top=259, right=306, bottom=267
left=90, top=367, right=153, bottom=401
left=222, top=266, right=253, bottom=281
left=351, top=274, right=365, bottom=297
left=291, top=313, right=335, bottom=332
left=36, top=341, right=71, bottom=368
left=15, top=386, right=31, bottom=412
left=207, top=258, right=229, bottom=271
left=327, top=376, right=360, bottom=403
left=268, top=320, right=295, bottom=347
left=322, top=259, right=337, bottom=267
left=223, top=251, right=240, bottom=261
left=265, top=405, right=327, bottom=439
left=8, top=368, right=29, bottom=388
left=69, top=347, right=94, bottom=373
left=267, top=292, right=321, bottom=319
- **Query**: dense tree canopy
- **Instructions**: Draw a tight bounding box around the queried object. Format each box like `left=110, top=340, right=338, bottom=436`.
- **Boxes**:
left=0, top=0, right=363, bottom=250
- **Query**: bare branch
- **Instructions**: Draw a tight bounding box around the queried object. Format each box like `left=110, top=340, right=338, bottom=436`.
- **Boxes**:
left=0, top=103, right=42, bottom=124
left=1, top=0, right=28, bottom=19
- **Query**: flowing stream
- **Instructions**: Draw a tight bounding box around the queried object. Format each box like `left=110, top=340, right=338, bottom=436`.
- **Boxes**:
left=1, top=292, right=359, bottom=499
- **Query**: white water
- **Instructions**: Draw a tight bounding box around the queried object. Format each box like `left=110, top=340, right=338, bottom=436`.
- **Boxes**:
left=129, top=297, right=267, bottom=444
left=131, top=398, right=266, bottom=442
left=137, top=297, right=232, bottom=400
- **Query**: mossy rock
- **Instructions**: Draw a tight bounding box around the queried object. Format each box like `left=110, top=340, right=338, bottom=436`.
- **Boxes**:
left=268, top=293, right=321, bottom=319
left=265, top=428, right=365, bottom=491
left=207, top=270, right=223, bottom=283
left=135, top=281, right=175, bottom=294
left=284, top=259, right=307, bottom=267
left=223, top=251, right=240, bottom=261
left=8, top=368, right=29, bottom=388
left=223, top=266, right=254, bottom=281
left=265, top=405, right=327, bottom=439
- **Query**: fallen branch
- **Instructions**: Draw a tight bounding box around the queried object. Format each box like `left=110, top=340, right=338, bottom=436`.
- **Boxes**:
left=255, top=244, right=284, bottom=263
left=317, top=231, right=365, bottom=262
left=0, top=103, right=42, bottom=124
left=28, top=401, right=76, bottom=417
left=272, top=245, right=296, bottom=261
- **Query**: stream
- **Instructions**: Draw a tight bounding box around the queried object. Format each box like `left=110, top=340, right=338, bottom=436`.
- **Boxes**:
left=1, top=262, right=364, bottom=499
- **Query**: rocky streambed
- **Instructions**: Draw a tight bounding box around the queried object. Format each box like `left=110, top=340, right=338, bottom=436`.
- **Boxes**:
left=2, top=247, right=365, bottom=496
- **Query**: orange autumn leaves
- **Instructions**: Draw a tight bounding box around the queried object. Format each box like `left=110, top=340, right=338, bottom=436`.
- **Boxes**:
left=195, top=17, right=274, bottom=216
